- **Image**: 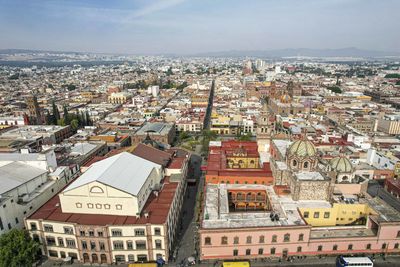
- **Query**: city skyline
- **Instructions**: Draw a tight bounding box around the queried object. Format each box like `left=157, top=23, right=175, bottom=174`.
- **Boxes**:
left=1, top=0, right=399, bottom=54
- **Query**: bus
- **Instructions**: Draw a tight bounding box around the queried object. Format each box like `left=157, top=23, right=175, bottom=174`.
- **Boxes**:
left=222, top=261, right=250, bottom=267
left=336, top=256, right=373, bottom=267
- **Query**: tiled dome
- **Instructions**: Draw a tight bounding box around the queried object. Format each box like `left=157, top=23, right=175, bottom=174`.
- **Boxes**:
left=330, top=156, right=353, bottom=173
left=288, top=139, right=316, bottom=157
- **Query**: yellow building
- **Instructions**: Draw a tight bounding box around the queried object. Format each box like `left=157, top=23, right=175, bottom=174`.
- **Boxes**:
left=299, top=202, right=377, bottom=227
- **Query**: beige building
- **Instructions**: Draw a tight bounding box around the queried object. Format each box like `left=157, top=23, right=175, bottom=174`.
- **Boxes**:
left=26, top=150, right=189, bottom=264
left=108, top=92, right=132, bottom=104
left=378, top=115, right=400, bottom=135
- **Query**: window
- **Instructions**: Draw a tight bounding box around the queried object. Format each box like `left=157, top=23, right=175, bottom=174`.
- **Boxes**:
left=348, top=244, right=353, bottom=250
left=221, top=236, right=228, bottom=245
left=303, top=162, right=309, bottom=168
left=324, top=212, right=330, bottom=219
left=298, top=234, right=304, bottom=241
left=15, top=217, right=19, bottom=224
left=272, top=235, right=277, bottom=243
left=246, top=249, right=251, bottom=256
left=297, top=246, right=302, bottom=252
left=303, top=212, right=309, bottom=218
left=48, top=250, right=58, bottom=257
left=60, top=251, right=66, bottom=259
left=318, top=245, right=322, bottom=251
left=0, top=218, right=3, bottom=230
left=270, top=248, right=276, bottom=255
left=136, top=241, right=146, bottom=250
left=366, top=244, right=371, bottom=250
left=397, top=231, right=400, bottom=238
left=284, top=233, right=290, bottom=242
left=87, top=203, right=94, bottom=209
left=76, top=203, right=82, bottom=208
left=30, top=222, right=37, bottom=231
left=155, top=240, right=162, bottom=249
left=292, top=160, right=297, bottom=167
left=113, top=241, right=124, bottom=250
left=259, top=235, right=265, bottom=243
left=135, top=228, right=145, bottom=236
left=246, top=236, right=252, bottom=244
left=88, top=230, right=94, bottom=236
left=100, top=242, right=105, bottom=250
left=104, top=204, right=111, bottom=209
left=394, top=243, right=399, bottom=249
left=116, top=204, right=122, bottom=210
left=258, top=248, right=264, bottom=255
left=90, top=186, right=104, bottom=193
left=32, top=234, right=40, bottom=243
left=112, top=229, right=122, bottom=237
left=90, top=241, right=96, bottom=250
left=64, top=227, right=73, bottom=235
left=97, top=231, right=103, bottom=237
left=233, top=249, right=238, bottom=256
left=82, top=241, right=87, bottom=249
left=7, top=223, right=11, bottom=230
left=234, top=236, right=239, bottom=244
left=46, top=236, right=56, bottom=246
left=314, top=212, right=320, bottom=219
left=154, top=227, right=161, bottom=236
left=80, top=230, right=85, bottom=236
left=96, top=204, right=102, bottom=209
left=115, top=255, right=125, bottom=262
left=66, top=239, right=76, bottom=248
left=127, top=241, right=133, bottom=250
left=205, top=237, right=211, bottom=245
left=333, top=245, right=338, bottom=251
left=128, top=254, right=135, bottom=262
left=382, top=243, right=387, bottom=249
left=44, top=224, right=54, bottom=232
left=137, top=255, right=147, bottom=262
left=57, top=237, right=64, bottom=247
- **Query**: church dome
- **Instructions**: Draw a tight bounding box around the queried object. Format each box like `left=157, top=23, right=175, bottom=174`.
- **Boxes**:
left=329, top=156, right=353, bottom=173
left=288, top=139, right=316, bottom=157
left=280, top=94, right=292, bottom=104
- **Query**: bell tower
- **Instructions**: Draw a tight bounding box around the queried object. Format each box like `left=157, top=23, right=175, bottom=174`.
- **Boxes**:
left=257, top=101, right=273, bottom=152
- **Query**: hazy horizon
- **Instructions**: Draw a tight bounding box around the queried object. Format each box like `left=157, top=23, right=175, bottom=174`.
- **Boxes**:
left=1, top=0, right=399, bottom=54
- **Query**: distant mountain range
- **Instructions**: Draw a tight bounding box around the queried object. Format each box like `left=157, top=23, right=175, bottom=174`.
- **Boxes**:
left=0, top=47, right=399, bottom=58
left=190, top=47, right=400, bottom=58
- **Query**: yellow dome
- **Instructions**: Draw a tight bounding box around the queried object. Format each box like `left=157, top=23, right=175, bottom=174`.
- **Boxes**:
left=330, top=156, right=352, bottom=173
left=288, top=139, right=316, bottom=157
left=280, top=94, right=292, bottom=104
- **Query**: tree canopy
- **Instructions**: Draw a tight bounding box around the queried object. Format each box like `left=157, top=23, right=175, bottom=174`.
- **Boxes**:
left=384, top=73, right=400, bottom=79
left=0, top=229, right=40, bottom=267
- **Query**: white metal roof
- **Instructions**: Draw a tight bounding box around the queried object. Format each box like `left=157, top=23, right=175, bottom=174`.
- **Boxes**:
left=0, top=162, right=47, bottom=195
left=63, top=152, right=161, bottom=196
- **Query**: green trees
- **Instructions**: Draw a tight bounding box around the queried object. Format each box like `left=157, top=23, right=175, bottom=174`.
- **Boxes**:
left=384, top=73, right=400, bottom=79
left=0, top=229, right=40, bottom=267
left=327, top=86, right=342, bottom=94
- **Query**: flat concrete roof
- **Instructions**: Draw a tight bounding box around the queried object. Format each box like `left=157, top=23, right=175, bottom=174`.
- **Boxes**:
left=202, top=184, right=308, bottom=229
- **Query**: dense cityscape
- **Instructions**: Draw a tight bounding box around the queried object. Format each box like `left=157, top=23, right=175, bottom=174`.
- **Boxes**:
left=1, top=1, right=400, bottom=267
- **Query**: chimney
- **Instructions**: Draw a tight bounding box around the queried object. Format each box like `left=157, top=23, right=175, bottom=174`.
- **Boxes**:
left=144, top=211, right=149, bottom=218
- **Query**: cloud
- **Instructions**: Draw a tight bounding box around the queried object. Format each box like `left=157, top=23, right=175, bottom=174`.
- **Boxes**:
left=130, top=0, right=186, bottom=18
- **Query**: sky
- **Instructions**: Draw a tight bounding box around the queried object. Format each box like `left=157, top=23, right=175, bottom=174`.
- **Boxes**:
left=0, top=0, right=399, bottom=54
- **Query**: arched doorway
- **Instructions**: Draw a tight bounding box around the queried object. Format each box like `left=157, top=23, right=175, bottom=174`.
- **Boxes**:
left=92, top=254, right=98, bottom=263
left=100, top=254, right=107, bottom=264
left=83, top=253, right=89, bottom=263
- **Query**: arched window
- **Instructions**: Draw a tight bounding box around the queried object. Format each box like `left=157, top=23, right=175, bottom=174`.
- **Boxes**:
left=246, top=236, right=252, bottom=244
left=221, top=236, right=228, bottom=245
left=342, top=176, right=349, bottom=180
left=233, top=236, right=239, bottom=244
left=90, top=186, right=104, bottom=193
left=284, top=233, right=290, bottom=242
left=303, top=161, right=309, bottom=169
left=250, top=160, right=255, bottom=164
left=259, top=235, right=265, bottom=243
left=292, top=160, right=297, bottom=167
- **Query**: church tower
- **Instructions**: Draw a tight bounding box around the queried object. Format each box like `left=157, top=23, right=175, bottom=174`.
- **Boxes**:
left=257, top=101, right=273, bottom=152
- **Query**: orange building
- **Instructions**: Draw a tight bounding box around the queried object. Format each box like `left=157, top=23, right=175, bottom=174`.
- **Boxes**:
left=205, top=140, right=273, bottom=185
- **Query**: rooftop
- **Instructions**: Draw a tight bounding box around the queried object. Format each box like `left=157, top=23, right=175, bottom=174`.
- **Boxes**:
left=63, top=152, right=161, bottom=196
left=202, top=184, right=307, bottom=229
